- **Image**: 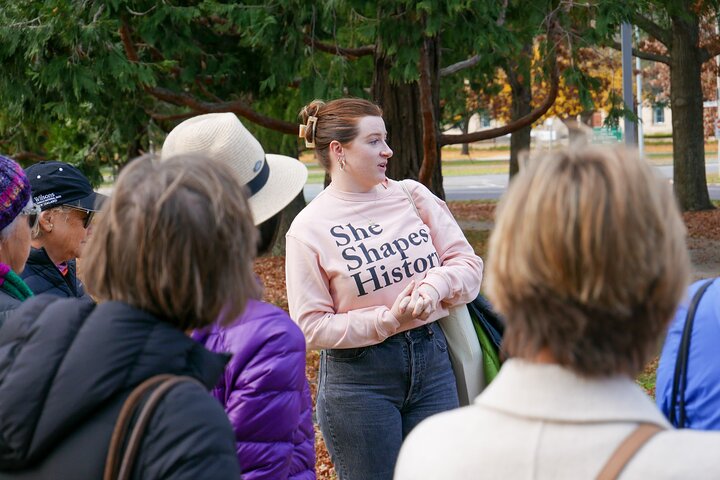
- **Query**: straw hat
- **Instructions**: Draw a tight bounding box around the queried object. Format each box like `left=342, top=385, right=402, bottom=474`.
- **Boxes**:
left=161, top=113, right=308, bottom=225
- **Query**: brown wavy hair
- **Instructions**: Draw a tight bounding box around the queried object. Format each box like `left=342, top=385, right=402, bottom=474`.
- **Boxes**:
left=487, top=146, right=689, bottom=377
left=299, top=98, right=383, bottom=171
left=82, top=154, right=260, bottom=330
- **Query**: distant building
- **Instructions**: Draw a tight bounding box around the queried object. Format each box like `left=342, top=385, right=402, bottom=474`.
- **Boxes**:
left=639, top=103, right=672, bottom=136
left=443, top=102, right=674, bottom=149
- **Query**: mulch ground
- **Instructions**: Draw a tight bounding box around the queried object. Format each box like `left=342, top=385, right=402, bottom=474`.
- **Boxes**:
left=447, top=201, right=496, bottom=222
left=446, top=201, right=720, bottom=240
left=683, top=209, right=720, bottom=240
left=253, top=201, right=720, bottom=479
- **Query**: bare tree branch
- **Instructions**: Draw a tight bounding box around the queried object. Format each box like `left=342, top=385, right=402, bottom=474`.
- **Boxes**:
left=701, top=40, right=720, bottom=63
left=119, top=18, right=139, bottom=62
left=440, top=55, right=481, bottom=77
left=440, top=7, right=565, bottom=145
left=303, top=35, right=374, bottom=59
left=497, top=0, right=509, bottom=27
left=195, top=78, right=224, bottom=103
left=439, top=62, right=560, bottom=146
left=120, top=19, right=297, bottom=134
left=608, top=41, right=671, bottom=65
left=12, top=151, right=46, bottom=163
left=632, top=13, right=672, bottom=48
left=92, top=5, right=105, bottom=23
left=6, top=17, right=42, bottom=28
left=147, top=87, right=297, bottom=134
left=126, top=5, right=156, bottom=16
left=440, top=0, right=506, bottom=77
left=147, top=111, right=198, bottom=122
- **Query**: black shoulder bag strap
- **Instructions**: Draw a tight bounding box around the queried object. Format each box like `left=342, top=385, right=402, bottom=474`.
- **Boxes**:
left=669, top=279, right=714, bottom=428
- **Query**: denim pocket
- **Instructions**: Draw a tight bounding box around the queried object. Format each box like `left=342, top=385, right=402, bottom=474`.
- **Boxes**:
left=326, top=346, right=370, bottom=362
left=431, top=323, right=448, bottom=352
left=433, top=335, right=448, bottom=352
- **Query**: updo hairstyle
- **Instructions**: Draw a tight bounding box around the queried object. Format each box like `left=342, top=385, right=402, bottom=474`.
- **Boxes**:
left=299, top=98, right=383, bottom=171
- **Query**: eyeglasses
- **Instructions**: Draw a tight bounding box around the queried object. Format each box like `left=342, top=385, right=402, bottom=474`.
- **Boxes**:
left=65, top=206, right=95, bottom=229
left=21, top=203, right=41, bottom=230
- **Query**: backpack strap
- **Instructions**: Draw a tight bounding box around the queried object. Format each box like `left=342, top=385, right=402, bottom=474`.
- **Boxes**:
left=669, top=278, right=714, bottom=428
left=104, top=374, right=205, bottom=480
left=596, top=423, right=664, bottom=480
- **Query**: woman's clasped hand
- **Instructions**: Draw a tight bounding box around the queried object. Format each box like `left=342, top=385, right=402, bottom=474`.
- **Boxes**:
left=393, top=281, right=441, bottom=323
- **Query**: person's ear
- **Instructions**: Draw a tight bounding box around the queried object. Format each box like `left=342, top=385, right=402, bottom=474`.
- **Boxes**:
left=329, top=140, right=344, bottom=161
left=38, top=210, right=54, bottom=233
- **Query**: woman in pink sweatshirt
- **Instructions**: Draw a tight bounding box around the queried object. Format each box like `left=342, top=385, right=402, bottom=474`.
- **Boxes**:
left=286, top=98, right=484, bottom=480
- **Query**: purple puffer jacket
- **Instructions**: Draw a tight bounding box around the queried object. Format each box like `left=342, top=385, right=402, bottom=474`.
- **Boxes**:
left=193, top=299, right=316, bottom=480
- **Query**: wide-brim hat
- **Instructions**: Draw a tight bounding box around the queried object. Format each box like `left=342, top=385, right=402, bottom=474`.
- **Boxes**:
left=161, top=113, right=308, bottom=225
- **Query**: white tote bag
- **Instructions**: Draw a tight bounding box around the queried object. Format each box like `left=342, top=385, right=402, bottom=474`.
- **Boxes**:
left=439, top=306, right=485, bottom=406
left=399, top=181, right=484, bottom=406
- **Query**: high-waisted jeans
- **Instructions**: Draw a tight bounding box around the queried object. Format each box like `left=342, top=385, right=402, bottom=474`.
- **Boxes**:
left=317, top=321, right=459, bottom=480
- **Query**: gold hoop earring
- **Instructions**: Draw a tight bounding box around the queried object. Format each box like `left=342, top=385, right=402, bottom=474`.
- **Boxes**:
left=338, top=155, right=346, bottom=171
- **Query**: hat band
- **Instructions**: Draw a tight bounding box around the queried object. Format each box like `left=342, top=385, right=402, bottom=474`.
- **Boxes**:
left=246, top=159, right=270, bottom=197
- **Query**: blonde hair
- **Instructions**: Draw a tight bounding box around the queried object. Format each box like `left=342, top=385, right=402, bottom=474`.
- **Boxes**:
left=82, top=154, right=260, bottom=330
left=299, top=98, right=383, bottom=170
left=487, top=146, right=689, bottom=377
left=32, top=205, right=76, bottom=240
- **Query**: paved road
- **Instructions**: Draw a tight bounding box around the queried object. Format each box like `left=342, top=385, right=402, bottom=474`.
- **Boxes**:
left=304, top=164, right=720, bottom=201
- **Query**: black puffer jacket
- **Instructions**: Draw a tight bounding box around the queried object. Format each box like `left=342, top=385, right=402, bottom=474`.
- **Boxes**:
left=0, top=289, right=21, bottom=328
left=0, top=295, right=241, bottom=479
left=20, top=247, right=87, bottom=298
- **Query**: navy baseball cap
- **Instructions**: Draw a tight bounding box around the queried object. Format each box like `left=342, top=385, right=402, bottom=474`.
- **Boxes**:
left=25, top=161, right=107, bottom=211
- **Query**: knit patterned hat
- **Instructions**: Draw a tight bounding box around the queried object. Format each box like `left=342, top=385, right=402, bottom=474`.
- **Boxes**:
left=0, top=155, right=31, bottom=232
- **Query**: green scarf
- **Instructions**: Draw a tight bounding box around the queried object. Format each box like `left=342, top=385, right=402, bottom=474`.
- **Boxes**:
left=1, top=269, right=33, bottom=301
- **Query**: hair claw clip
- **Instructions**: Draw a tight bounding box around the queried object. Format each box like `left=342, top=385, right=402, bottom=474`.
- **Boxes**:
left=298, top=116, right=317, bottom=148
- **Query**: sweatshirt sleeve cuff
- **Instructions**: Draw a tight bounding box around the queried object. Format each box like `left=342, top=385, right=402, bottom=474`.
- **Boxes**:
left=376, top=308, right=401, bottom=339
left=420, top=272, right=451, bottom=302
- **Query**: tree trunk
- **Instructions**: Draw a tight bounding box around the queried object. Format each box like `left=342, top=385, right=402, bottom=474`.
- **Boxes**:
left=506, top=48, right=532, bottom=178
left=264, top=141, right=307, bottom=256
left=372, top=39, right=444, bottom=198
left=670, top=10, right=712, bottom=211
left=124, top=126, right=145, bottom=166
left=269, top=191, right=306, bottom=256
left=461, top=116, right=470, bottom=155
left=418, top=36, right=441, bottom=187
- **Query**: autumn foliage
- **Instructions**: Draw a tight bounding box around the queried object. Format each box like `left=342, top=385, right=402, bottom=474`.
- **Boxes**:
left=467, top=43, right=623, bottom=127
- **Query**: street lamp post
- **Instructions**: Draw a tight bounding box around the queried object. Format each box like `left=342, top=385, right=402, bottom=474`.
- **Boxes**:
left=635, top=26, right=644, bottom=158
left=621, top=22, right=637, bottom=145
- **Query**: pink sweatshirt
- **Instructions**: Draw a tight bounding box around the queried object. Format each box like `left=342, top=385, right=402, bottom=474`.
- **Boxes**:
left=285, top=179, right=483, bottom=350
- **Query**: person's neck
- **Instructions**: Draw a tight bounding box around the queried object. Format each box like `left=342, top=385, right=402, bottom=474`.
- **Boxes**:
left=531, top=348, right=558, bottom=365
left=31, top=240, right=66, bottom=266
left=330, top=175, right=380, bottom=194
